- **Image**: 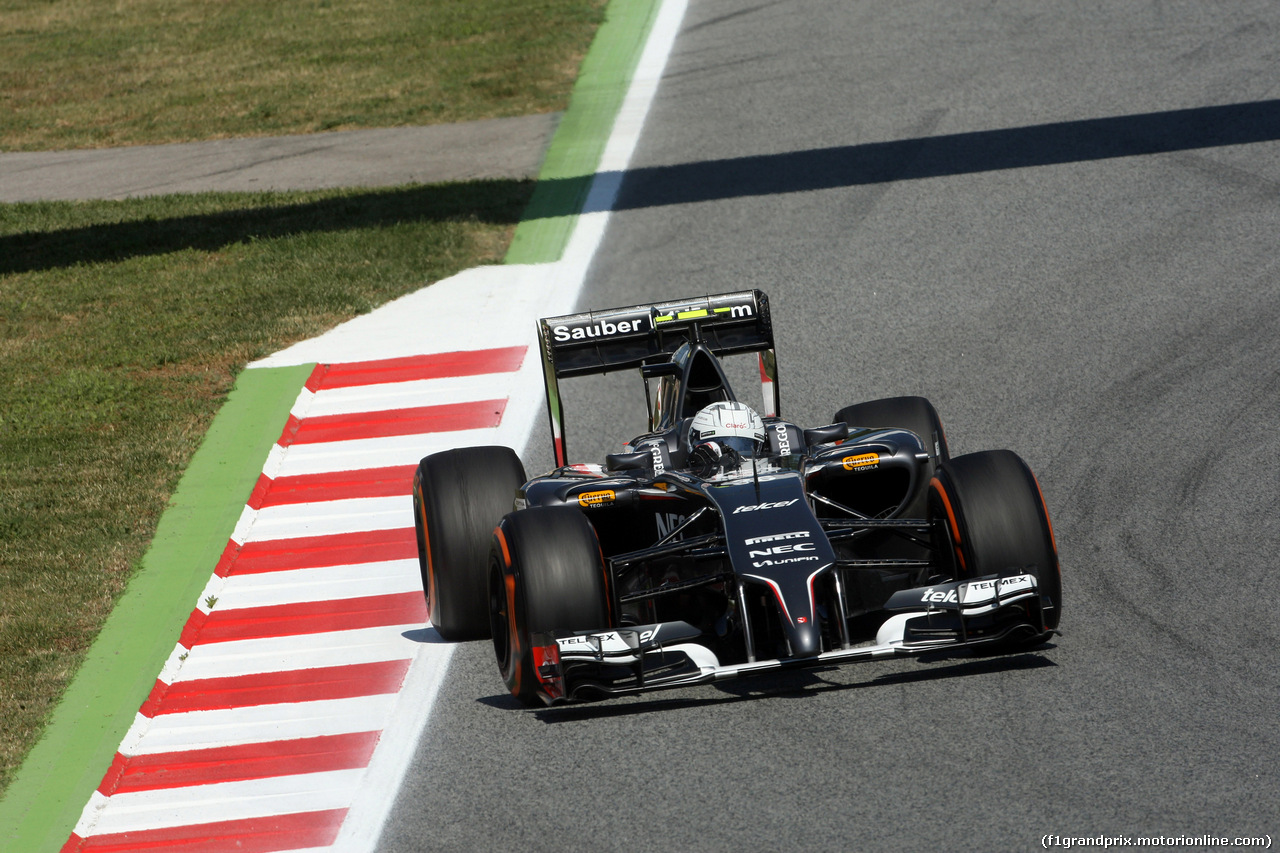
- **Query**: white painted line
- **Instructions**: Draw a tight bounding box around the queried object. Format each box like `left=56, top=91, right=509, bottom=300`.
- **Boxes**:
left=170, top=624, right=424, bottom=683
left=244, top=496, right=409, bottom=541
left=269, top=428, right=506, bottom=477
left=329, top=634, right=458, bottom=853
left=81, top=769, right=365, bottom=836
left=210, top=560, right=419, bottom=611
left=126, top=694, right=400, bottom=754
left=287, top=388, right=318, bottom=421
left=305, top=374, right=518, bottom=418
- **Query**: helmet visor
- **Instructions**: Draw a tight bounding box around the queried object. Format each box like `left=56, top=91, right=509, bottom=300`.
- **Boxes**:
left=718, top=436, right=763, bottom=458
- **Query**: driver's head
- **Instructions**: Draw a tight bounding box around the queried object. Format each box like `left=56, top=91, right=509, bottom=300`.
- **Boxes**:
left=688, top=401, right=766, bottom=460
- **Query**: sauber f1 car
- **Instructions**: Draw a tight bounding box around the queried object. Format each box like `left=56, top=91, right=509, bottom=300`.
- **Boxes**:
left=412, top=290, right=1062, bottom=706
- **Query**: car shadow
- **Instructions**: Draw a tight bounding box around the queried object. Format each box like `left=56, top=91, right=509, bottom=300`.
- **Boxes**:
left=475, top=648, right=1058, bottom=720
left=401, top=627, right=450, bottom=645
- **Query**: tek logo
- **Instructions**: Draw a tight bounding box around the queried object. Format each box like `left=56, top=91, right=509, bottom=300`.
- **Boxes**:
left=919, top=587, right=958, bottom=604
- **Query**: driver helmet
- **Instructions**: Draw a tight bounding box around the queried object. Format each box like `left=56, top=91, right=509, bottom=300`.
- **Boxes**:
left=688, top=401, right=766, bottom=460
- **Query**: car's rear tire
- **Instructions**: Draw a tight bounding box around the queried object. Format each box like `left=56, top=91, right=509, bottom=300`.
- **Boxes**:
left=834, top=396, right=949, bottom=517
left=928, top=449, right=1062, bottom=638
left=412, top=446, right=526, bottom=641
left=489, top=507, right=612, bottom=706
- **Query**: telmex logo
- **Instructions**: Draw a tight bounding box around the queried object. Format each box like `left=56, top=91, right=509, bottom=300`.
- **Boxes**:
left=577, top=489, right=615, bottom=508
left=842, top=453, right=879, bottom=471
left=557, top=626, right=660, bottom=648
left=552, top=317, right=646, bottom=342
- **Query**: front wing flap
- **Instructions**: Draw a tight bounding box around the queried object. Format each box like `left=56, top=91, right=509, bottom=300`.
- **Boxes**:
left=527, top=573, right=1048, bottom=705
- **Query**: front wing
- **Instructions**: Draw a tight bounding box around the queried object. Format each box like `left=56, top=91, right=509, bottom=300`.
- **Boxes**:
left=526, top=573, right=1051, bottom=705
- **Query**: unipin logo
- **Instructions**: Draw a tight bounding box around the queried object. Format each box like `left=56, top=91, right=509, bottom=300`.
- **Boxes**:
left=577, top=489, right=615, bottom=508
left=842, top=453, right=879, bottom=471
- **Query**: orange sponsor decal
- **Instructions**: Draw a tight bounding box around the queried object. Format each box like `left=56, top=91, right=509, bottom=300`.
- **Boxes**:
left=577, top=489, right=615, bottom=508
left=841, top=453, right=879, bottom=471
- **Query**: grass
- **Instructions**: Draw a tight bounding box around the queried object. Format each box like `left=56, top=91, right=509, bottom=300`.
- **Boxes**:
left=0, top=0, right=610, bottom=798
left=0, top=0, right=606, bottom=151
left=0, top=181, right=535, bottom=794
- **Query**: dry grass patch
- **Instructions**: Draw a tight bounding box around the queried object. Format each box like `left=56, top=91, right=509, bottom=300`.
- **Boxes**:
left=1, top=0, right=606, bottom=151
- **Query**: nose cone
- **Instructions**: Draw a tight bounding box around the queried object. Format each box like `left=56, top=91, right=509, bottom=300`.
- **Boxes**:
left=783, top=615, right=823, bottom=658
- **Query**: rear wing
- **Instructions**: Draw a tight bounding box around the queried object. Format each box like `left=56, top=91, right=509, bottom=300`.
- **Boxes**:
left=537, top=290, right=780, bottom=466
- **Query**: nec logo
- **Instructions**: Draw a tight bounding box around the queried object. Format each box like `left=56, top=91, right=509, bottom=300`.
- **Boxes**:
left=748, top=543, right=815, bottom=559
left=732, top=499, right=799, bottom=514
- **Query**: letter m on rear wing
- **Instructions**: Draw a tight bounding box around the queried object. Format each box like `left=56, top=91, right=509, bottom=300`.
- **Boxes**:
left=537, top=290, right=780, bottom=466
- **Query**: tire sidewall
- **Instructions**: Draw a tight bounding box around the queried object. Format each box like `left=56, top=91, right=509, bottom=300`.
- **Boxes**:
left=930, top=450, right=1061, bottom=631
left=414, top=446, right=526, bottom=640
left=490, top=507, right=611, bottom=705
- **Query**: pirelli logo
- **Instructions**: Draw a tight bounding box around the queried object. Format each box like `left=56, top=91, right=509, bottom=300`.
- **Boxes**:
left=577, top=489, right=615, bottom=508
left=842, top=453, right=880, bottom=471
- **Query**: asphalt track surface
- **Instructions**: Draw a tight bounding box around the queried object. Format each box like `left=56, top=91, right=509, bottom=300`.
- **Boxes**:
left=379, top=3, right=1280, bottom=852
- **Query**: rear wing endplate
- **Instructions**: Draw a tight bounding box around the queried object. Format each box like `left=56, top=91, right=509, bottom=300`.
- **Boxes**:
left=538, top=290, right=780, bottom=466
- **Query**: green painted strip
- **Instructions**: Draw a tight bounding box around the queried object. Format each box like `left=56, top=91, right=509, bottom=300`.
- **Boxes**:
left=0, top=364, right=313, bottom=853
left=503, top=0, right=663, bottom=265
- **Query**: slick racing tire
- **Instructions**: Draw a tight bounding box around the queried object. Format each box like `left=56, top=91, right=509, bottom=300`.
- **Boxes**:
left=413, top=446, right=526, bottom=641
left=834, top=396, right=950, bottom=518
left=489, top=507, right=613, bottom=707
left=928, top=450, right=1062, bottom=638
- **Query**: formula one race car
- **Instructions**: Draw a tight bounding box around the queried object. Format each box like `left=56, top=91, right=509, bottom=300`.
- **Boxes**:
left=412, top=290, right=1061, bottom=706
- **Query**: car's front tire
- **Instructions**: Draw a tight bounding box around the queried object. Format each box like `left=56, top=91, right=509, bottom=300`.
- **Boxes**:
left=489, top=507, right=613, bottom=706
left=928, top=449, right=1062, bottom=639
left=412, top=446, right=526, bottom=641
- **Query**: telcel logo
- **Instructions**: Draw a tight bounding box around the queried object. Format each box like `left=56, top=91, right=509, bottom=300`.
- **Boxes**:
left=732, top=499, right=799, bottom=514
left=577, top=489, right=615, bottom=508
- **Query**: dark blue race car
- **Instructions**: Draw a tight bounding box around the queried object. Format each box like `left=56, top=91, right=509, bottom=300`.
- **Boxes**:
left=412, top=290, right=1061, bottom=706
